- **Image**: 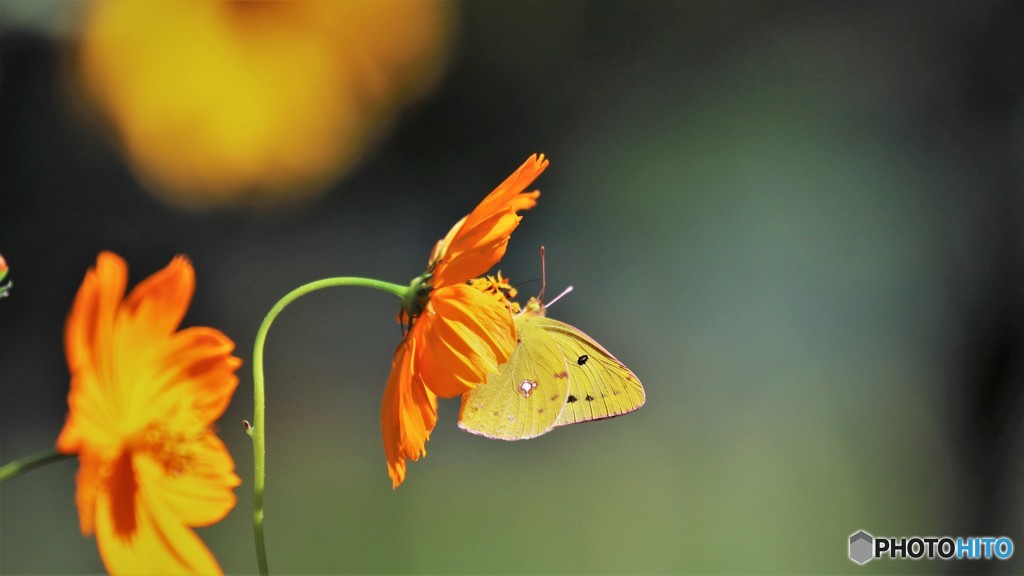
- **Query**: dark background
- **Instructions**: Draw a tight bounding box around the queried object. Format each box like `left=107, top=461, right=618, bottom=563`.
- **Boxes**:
left=3, top=1, right=1024, bottom=573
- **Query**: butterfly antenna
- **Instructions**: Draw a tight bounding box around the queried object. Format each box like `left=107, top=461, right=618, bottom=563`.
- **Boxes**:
left=539, top=245, right=547, bottom=302
left=545, top=285, right=574, bottom=308
left=537, top=246, right=573, bottom=308
left=514, top=278, right=541, bottom=290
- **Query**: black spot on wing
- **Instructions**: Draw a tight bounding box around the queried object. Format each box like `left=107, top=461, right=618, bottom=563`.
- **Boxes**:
left=567, top=395, right=578, bottom=403
left=577, top=354, right=589, bottom=365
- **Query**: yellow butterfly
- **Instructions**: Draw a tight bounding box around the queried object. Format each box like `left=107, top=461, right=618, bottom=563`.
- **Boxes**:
left=458, top=288, right=645, bottom=440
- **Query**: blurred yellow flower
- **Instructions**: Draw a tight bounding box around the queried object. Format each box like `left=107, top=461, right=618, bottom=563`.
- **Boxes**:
left=77, top=0, right=453, bottom=207
left=58, top=252, right=241, bottom=574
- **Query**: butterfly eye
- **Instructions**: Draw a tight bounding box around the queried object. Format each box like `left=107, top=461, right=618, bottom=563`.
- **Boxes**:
left=516, top=379, right=539, bottom=398
left=577, top=354, right=589, bottom=366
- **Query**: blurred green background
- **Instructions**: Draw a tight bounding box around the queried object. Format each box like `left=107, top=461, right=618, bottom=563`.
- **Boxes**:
left=3, top=1, right=1024, bottom=574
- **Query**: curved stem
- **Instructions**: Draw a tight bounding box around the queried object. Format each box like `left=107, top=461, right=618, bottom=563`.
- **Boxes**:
left=0, top=449, right=71, bottom=483
left=251, top=276, right=407, bottom=576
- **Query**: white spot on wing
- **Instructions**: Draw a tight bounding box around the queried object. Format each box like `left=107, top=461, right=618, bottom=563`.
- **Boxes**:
left=516, top=379, right=539, bottom=398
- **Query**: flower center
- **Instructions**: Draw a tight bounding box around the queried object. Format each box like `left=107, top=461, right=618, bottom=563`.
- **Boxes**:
left=469, top=272, right=521, bottom=314
left=135, top=420, right=202, bottom=477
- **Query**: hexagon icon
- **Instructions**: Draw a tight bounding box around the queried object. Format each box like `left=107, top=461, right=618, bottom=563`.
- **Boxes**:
left=849, top=530, right=874, bottom=565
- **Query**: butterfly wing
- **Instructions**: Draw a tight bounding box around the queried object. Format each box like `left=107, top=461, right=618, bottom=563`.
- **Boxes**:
left=457, top=312, right=572, bottom=440
left=534, top=317, right=646, bottom=427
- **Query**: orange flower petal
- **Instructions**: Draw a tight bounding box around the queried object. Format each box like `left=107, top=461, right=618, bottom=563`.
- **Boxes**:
left=107, top=450, right=140, bottom=540
left=94, top=458, right=224, bottom=575
left=108, top=256, right=195, bottom=420
left=65, top=251, right=127, bottom=375
left=432, top=209, right=521, bottom=288
left=381, top=338, right=438, bottom=489
left=428, top=214, right=465, bottom=268
left=431, top=154, right=546, bottom=286
left=61, top=252, right=131, bottom=454
left=141, top=327, right=241, bottom=429
left=509, top=189, right=540, bottom=212
left=416, top=284, right=515, bottom=397
left=137, top=433, right=240, bottom=527
left=70, top=449, right=105, bottom=535
left=461, top=153, right=547, bottom=235
left=58, top=372, right=122, bottom=455
left=119, top=255, right=194, bottom=340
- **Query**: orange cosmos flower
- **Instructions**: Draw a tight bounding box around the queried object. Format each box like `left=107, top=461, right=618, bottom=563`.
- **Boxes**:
left=382, top=154, right=548, bottom=488
left=57, top=252, right=241, bottom=574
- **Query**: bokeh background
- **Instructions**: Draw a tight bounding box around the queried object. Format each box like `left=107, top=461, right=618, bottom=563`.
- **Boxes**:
left=3, top=1, right=1024, bottom=574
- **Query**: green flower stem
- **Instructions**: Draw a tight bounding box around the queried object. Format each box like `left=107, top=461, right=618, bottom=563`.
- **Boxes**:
left=251, top=276, right=408, bottom=576
left=0, top=449, right=71, bottom=483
